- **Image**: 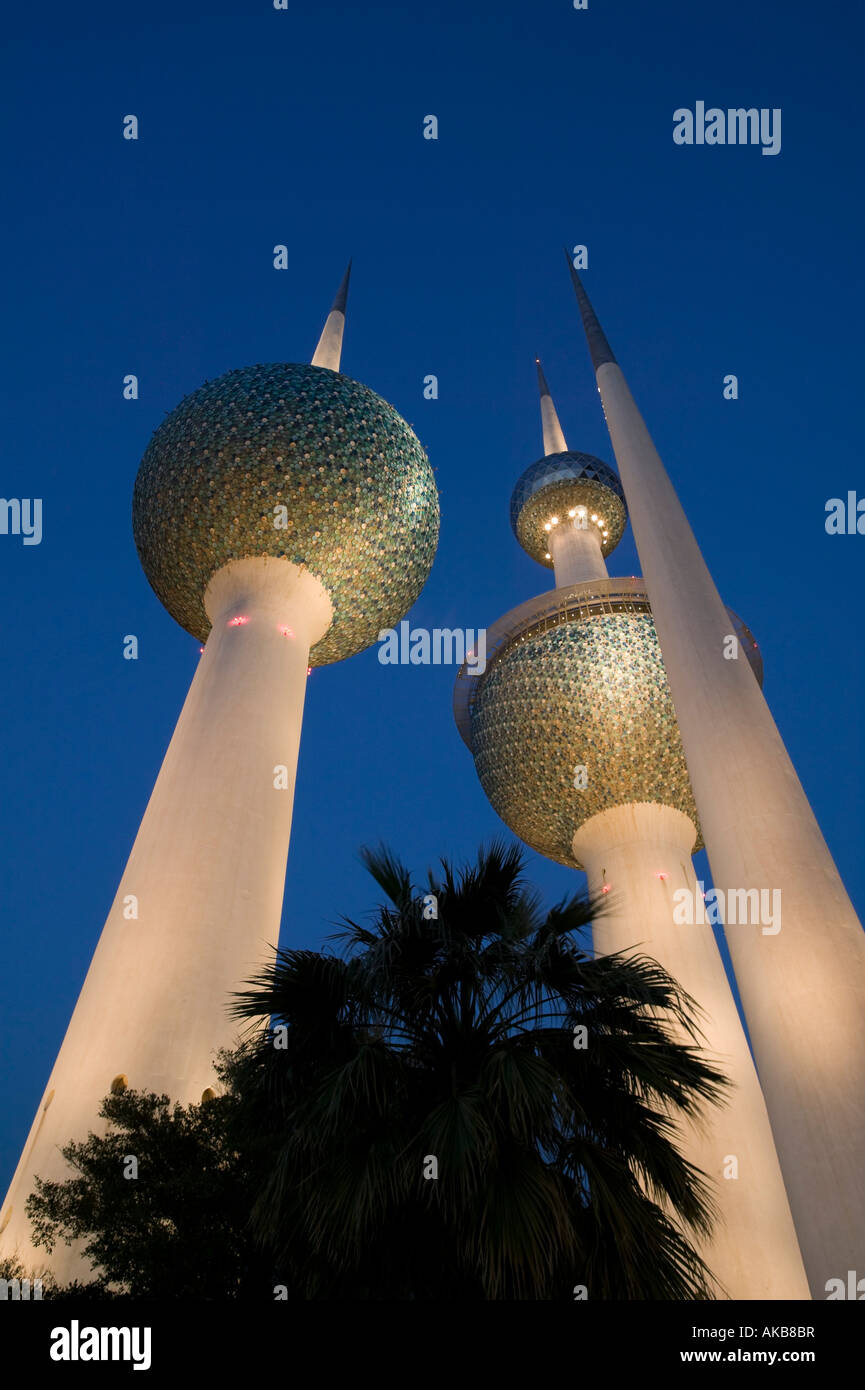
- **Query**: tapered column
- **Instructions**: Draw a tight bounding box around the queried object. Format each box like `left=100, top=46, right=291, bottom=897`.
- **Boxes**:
left=568, top=261, right=865, bottom=1295
left=0, top=557, right=332, bottom=1280
left=573, top=803, right=809, bottom=1299
left=549, top=519, right=608, bottom=586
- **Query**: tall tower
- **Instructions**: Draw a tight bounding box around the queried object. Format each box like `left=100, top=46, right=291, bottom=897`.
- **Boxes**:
left=0, top=268, right=440, bottom=1280
left=454, top=360, right=808, bottom=1297
left=565, top=258, right=865, bottom=1297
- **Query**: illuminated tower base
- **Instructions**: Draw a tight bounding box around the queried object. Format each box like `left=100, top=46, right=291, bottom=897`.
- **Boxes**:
left=573, top=803, right=809, bottom=1299
left=0, top=558, right=331, bottom=1280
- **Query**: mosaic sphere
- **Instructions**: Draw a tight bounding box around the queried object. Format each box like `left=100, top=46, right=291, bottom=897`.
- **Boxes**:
left=510, top=452, right=627, bottom=567
left=467, top=605, right=698, bottom=870
left=459, top=579, right=763, bottom=870
left=132, top=363, right=439, bottom=665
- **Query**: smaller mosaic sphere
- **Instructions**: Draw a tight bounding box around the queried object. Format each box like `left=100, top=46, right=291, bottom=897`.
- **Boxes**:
left=510, top=452, right=627, bottom=567
left=461, top=583, right=763, bottom=871
left=132, top=363, right=440, bottom=665
left=469, top=605, right=697, bottom=869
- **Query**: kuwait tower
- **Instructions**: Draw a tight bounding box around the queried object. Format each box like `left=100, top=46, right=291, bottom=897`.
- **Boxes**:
left=0, top=266, right=439, bottom=1279
left=454, top=358, right=808, bottom=1297
left=564, top=258, right=865, bottom=1298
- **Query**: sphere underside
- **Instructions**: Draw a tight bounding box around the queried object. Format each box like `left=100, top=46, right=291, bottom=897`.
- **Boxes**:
left=133, top=363, right=439, bottom=664
left=511, top=453, right=627, bottom=566
left=469, top=611, right=700, bottom=869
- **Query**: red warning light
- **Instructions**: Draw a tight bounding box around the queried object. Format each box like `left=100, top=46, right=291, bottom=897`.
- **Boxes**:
left=228, top=615, right=249, bottom=627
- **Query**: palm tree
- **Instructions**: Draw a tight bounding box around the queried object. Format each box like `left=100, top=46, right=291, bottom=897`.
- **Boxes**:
left=230, top=840, right=729, bottom=1299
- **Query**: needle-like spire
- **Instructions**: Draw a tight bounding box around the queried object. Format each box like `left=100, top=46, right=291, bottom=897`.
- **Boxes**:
left=563, top=250, right=617, bottom=371
left=535, top=357, right=568, bottom=455
left=311, top=260, right=352, bottom=371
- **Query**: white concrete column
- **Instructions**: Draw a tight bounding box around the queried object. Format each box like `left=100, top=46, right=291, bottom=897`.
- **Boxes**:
left=573, top=802, right=810, bottom=1299
left=549, top=517, right=608, bottom=587
left=592, top=356, right=865, bottom=1295
left=0, top=557, right=332, bottom=1281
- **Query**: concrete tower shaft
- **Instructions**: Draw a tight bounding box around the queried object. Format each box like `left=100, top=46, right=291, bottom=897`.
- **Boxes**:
left=548, top=520, right=607, bottom=587
left=566, top=255, right=865, bottom=1296
left=573, top=804, right=808, bottom=1299
left=0, top=271, right=440, bottom=1282
left=0, top=558, right=331, bottom=1280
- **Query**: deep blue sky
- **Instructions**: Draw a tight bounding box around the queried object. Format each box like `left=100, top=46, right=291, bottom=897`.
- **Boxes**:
left=2, top=0, right=863, bottom=1188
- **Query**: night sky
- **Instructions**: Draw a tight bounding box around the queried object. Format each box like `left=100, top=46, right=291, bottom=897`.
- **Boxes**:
left=1, top=0, right=863, bottom=1193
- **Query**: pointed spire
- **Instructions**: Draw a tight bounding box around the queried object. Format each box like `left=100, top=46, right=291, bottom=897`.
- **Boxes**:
left=535, top=356, right=552, bottom=400
left=535, top=357, right=568, bottom=456
left=563, top=250, right=617, bottom=372
left=311, top=260, right=352, bottom=371
left=331, top=259, right=351, bottom=315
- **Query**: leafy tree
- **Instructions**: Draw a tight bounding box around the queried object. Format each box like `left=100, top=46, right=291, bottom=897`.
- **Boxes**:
left=26, top=1085, right=274, bottom=1298
left=0, top=1254, right=56, bottom=1299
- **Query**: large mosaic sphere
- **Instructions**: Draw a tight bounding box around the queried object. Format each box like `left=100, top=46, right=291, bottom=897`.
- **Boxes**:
left=133, top=363, right=439, bottom=665
left=510, top=452, right=627, bottom=567
left=459, top=582, right=762, bottom=870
